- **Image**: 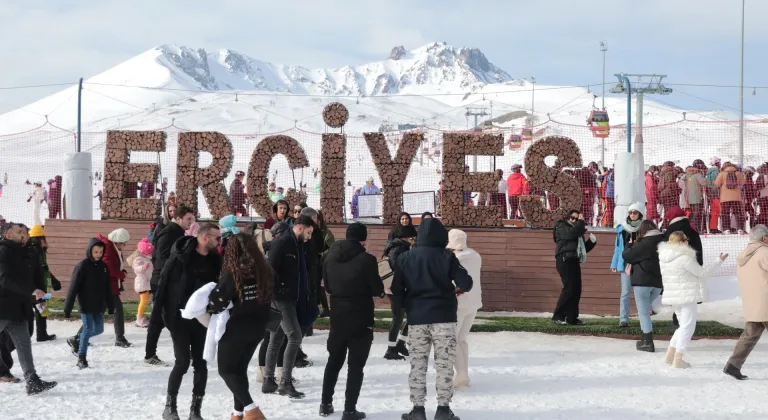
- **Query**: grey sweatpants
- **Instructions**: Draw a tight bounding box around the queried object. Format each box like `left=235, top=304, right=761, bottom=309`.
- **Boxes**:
left=265, top=300, right=303, bottom=380
left=0, top=320, right=37, bottom=381
left=408, top=323, right=457, bottom=407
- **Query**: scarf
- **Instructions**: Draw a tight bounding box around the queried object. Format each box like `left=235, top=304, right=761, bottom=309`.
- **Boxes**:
left=624, top=218, right=642, bottom=233
left=577, top=236, right=588, bottom=264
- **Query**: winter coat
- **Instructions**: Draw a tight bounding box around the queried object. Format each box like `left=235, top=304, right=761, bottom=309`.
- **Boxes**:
left=736, top=241, right=768, bottom=321
left=621, top=231, right=665, bottom=288
left=706, top=167, right=720, bottom=199
left=208, top=269, right=271, bottom=336
left=604, top=172, right=615, bottom=198
left=131, top=253, right=153, bottom=293
left=506, top=173, right=528, bottom=196
left=229, top=179, right=247, bottom=210
left=383, top=238, right=411, bottom=295
left=323, top=239, right=383, bottom=334
left=362, top=183, right=381, bottom=195
left=659, top=166, right=681, bottom=199
left=714, top=165, right=746, bottom=203
left=658, top=241, right=723, bottom=306
left=447, top=231, right=483, bottom=312
left=306, top=228, right=325, bottom=305
left=665, top=217, right=703, bottom=265
left=150, top=222, right=186, bottom=287
left=268, top=231, right=308, bottom=303
left=645, top=172, right=659, bottom=204
left=554, top=219, right=592, bottom=260
left=351, top=191, right=360, bottom=218
left=0, top=241, right=45, bottom=321
left=155, top=236, right=222, bottom=331
left=610, top=224, right=639, bottom=271
left=681, top=169, right=707, bottom=205
left=391, top=218, right=473, bottom=325
left=96, top=234, right=125, bottom=296
left=63, top=238, right=114, bottom=316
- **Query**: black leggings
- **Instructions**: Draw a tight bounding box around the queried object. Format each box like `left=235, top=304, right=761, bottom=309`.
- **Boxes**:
left=258, top=329, right=287, bottom=367
left=167, top=318, right=207, bottom=396
left=387, top=295, right=408, bottom=344
left=218, top=328, right=266, bottom=412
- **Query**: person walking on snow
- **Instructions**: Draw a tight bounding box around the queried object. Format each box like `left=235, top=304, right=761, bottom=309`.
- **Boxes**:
left=552, top=210, right=597, bottom=326
left=320, top=223, right=384, bottom=420
left=723, top=224, right=768, bottom=380
left=610, top=202, right=644, bottom=328
left=658, top=231, right=727, bottom=368
left=664, top=206, right=703, bottom=328
left=447, top=229, right=482, bottom=389
left=27, top=225, right=61, bottom=342
left=392, top=217, right=473, bottom=420
left=63, top=238, right=114, bottom=369
left=126, top=237, right=154, bottom=328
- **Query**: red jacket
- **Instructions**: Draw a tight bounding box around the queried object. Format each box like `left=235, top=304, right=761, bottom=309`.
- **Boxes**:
left=96, top=234, right=125, bottom=296
left=507, top=173, right=528, bottom=196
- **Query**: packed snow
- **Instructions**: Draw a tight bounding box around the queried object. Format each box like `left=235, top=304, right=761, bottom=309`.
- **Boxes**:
left=1, top=319, right=766, bottom=420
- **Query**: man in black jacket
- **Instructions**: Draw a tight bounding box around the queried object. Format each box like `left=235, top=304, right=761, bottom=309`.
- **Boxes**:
left=392, top=218, right=472, bottom=420
left=320, top=223, right=384, bottom=420
left=299, top=206, right=323, bottom=338
left=156, top=223, right=222, bottom=420
left=0, top=222, right=57, bottom=395
left=552, top=210, right=597, bottom=326
left=262, top=215, right=314, bottom=399
left=144, top=204, right=196, bottom=367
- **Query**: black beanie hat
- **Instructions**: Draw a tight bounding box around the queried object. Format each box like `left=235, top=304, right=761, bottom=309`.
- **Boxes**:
left=346, top=222, right=368, bottom=242
left=397, top=225, right=418, bottom=239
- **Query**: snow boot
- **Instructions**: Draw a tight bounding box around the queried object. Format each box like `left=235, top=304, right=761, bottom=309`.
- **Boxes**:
left=66, top=336, right=79, bottom=357
left=189, top=394, right=204, bottom=420
left=162, top=394, right=181, bottom=420
left=401, top=406, right=427, bottom=420
left=723, top=363, right=748, bottom=380
left=385, top=347, right=406, bottom=361
left=341, top=410, right=366, bottom=420
left=278, top=376, right=305, bottom=399
left=434, top=405, right=460, bottom=420
left=395, top=340, right=409, bottom=357
left=256, top=366, right=264, bottom=383
left=261, top=377, right=278, bottom=394
left=276, top=367, right=299, bottom=385
left=243, top=407, right=266, bottom=420
left=115, top=337, right=133, bottom=348
left=319, top=403, right=334, bottom=416
left=635, top=332, right=655, bottom=353
left=672, top=353, right=691, bottom=369
left=25, top=374, right=57, bottom=396
left=664, top=347, right=676, bottom=365
left=77, top=355, right=89, bottom=369
left=0, top=372, right=21, bottom=383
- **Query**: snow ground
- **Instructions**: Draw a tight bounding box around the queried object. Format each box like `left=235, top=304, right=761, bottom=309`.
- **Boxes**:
left=2, top=321, right=767, bottom=419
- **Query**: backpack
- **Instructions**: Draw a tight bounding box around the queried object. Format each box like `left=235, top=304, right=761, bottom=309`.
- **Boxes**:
left=726, top=171, right=739, bottom=189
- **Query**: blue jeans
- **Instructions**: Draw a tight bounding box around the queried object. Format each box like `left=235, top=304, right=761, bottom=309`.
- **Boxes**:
left=79, top=313, right=105, bottom=356
left=619, top=272, right=632, bottom=323
left=633, top=286, right=662, bottom=333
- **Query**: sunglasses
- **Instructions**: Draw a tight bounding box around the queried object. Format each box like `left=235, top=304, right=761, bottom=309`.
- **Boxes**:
left=293, top=209, right=301, bottom=213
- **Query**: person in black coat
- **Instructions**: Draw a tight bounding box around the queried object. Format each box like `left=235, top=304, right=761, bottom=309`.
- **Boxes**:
left=392, top=218, right=472, bottom=420
left=320, top=223, right=384, bottom=419
left=622, top=220, right=666, bottom=352
left=552, top=210, right=597, bottom=326
left=387, top=212, right=413, bottom=242
left=383, top=224, right=417, bottom=360
left=155, top=223, right=222, bottom=420
left=63, top=238, right=114, bottom=368
left=299, top=207, right=324, bottom=338
left=144, top=204, right=196, bottom=366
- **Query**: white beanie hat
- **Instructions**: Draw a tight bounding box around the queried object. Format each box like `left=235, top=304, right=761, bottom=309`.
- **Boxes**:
left=447, top=229, right=468, bottom=251
left=628, top=202, right=645, bottom=218
left=108, top=228, right=130, bottom=244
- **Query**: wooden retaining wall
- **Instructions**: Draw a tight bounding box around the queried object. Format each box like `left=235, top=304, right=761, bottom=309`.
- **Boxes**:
left=44, top=219, right=622, bottom=315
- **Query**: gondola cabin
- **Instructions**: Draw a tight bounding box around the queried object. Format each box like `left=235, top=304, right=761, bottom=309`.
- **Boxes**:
left=521, top=128, right=533, bottom=141
left=588, top=110, right=610, bottom=138
left=509, top=134, right=522, bottom=149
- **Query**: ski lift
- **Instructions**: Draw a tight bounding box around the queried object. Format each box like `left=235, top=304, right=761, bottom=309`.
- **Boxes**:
left=521, top=128, right=533, bottom=141
left=483, top=120, right=493, bottom=130
left=587, top=109, right=610, bottom=138
left=509, top=134, right=522, bottom=149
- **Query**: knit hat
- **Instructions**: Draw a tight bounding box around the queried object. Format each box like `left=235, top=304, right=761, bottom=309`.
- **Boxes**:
left=396, top=225, right=418, bottom=239
left=628, top=202, right=644, bottom=218
left=137, top=237, right=154, bottom=256
left=665, top=206, right=686, bottom=221
left=346, top=223, right=368, bottom=242
left=447, top=229, right=468, bottom=251
left=29, top=225, right=45, bottom=238
left=108, top=228, right=130, bottom=244
left=218, top=214, right=240, bottom=237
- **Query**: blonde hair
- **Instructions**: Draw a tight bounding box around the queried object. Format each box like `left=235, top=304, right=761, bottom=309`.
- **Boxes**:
left=668, top=231, right=688, bottom=244
left=125, top=249, right=141, bottom=266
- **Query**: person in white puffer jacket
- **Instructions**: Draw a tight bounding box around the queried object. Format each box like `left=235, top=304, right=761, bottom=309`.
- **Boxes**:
left=447, top=229, right=482, bottom=389
left=658, top=231, right=728, bottom=368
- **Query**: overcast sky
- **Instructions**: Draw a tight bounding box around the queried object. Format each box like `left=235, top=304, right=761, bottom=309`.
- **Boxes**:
left=1, top=0, right=767, bottom=116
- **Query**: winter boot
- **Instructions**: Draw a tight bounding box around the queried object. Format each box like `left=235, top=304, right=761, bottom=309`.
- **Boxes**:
left=401, top=406, right=427, bottom=420
left=261, top=377, right=278, bottom=394
left=0, top=372, right=21, bottom=383
left=635, top=332, right=655, bottom=353
left=341, top=410, right=367, bottom=420
left=256, top=366, right=264, bottom=383
left=162, top=394, right=181, bottom=420
left=77, top=355, right=89, bottom=369
left=664, top=347, right=676, bottom=365
left=66, top=336, right=79, bottom=357
left=243, top=407, right=266, bottom=420
left=36, top=334, right=56, bottom=342
left=25, top=374, right=57, bottom=396
left=278, top=376, right=305, bottom=399
left=434, top=405, right=460, bottom=420
left=395, top=340, right=409, bottom=357
left=723, top=363, right=748, bottom=380
left=319, top=403, right=334, bottom=416
left=672, top=352, right=691, bottom=369
left=189, top=394, right=204, bottom=420
left=115, top=337, right=133, bottom=348
left=384, top=347, right=406, bottom=361
left=275, top=367, right=299, bottom=385
left=294, top=358, right=313, bottom=368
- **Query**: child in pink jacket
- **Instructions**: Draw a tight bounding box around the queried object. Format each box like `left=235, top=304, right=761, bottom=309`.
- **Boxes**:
left=127, top=237, right=154, bottom=327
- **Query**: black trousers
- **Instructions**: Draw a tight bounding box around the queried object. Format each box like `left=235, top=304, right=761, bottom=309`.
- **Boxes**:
left=33, top=306, right=50, bottom=339
left=258, top=329, right=287, bottom=367
left=321, top=326, right=373, bottom=412
left=0, top=330, right=13, bottom=375
left=218, top=327, right=266, bottom=412
left=145, top=287, right=166, bottom=359
left=387, top=295, right=408, bottom=344
left=553, top=256, right=582, bottom=322
left=167, top=318, right=207, bottom=397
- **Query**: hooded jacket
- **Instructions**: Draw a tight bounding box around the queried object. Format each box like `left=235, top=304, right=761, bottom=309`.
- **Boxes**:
left=150, top=222, right=186, bottom=287
left=447, top=230, right=483, bottom=312
left=323, top=239, right=383, bottom=333
left=0, top=240, right=45, bottom=321
left=96, top=234, right=125, bottom=296
left=664, top=217, right=703, bottom=265
left=736, top=240, right=768, bottom=321
left=714, top=164, right=746, bottom=203
left=63, top=238, right=114, bottom=316
left=621, top=230, right=665, bottom=288
left=506, top=172, right=528, bottom=196
left=658, top=241, right=723, bottom=306
left=391, top=218, right=473, bottom=325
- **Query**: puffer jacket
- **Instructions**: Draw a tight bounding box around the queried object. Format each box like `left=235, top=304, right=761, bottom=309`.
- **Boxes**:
left=658, top=241, right=723, bottom=306
left=131, top=253, right=153, bottom=294
left=714, top=164, right=746, bottom=203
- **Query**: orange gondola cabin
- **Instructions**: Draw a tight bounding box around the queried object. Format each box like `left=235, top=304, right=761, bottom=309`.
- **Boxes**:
left=509, top=134, right=522, bottom=149
left=521, top=128, right=533, bottom=141
left=588, top=110, right=610, bottom=138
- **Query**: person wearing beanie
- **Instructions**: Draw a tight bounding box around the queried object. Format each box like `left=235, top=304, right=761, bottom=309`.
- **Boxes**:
left=382, top=224, right=418, bottom=360
left=320, top=222, right=383, bottom=419
left=610, top=202, right=645, bottom=328
left=126, top=238, right=154, bottom=328
left=219, top=214, right=241, bottom=253
left=27, top=225, right=61, bottom=342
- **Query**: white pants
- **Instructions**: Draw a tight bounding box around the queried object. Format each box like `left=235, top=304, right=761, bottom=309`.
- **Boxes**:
left=33, top=202, right=42, bottom=226
left=669, top=303, right=698, bottom=353
left=454, top=308, right=477, bottom=383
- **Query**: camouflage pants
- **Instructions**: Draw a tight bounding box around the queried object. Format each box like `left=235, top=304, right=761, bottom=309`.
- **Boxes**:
left=407, top=323, right=457, bottom=406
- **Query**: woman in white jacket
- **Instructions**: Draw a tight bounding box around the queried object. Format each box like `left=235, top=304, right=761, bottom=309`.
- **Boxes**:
left=447, top=229, right=482, bottom=389
left=658, top=231, right=727, bottom=368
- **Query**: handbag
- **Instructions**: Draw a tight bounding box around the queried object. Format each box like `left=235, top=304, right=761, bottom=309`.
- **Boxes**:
left=379, top=257, right=393, bottom=289
left=266, top=306, right=283, bottom=333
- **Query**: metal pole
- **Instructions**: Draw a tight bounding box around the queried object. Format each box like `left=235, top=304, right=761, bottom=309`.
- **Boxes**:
left=600, top=42, right=607, bottom=165
left=617, top=75, right=632, bottom=152
left=531, top=76, right=536, bottom=128
left=739, top=0, right=745, bottom=165
left=77, top=77, right=83, bottom=152
left=635, top=92, right=644, bottom=157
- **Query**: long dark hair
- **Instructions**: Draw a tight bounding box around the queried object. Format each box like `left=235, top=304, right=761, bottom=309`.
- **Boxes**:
left=637, top=220, right=659, bottom=240
left=221, top=233, right=274, bottom=303
left=316, top=210, right=327, bottom=232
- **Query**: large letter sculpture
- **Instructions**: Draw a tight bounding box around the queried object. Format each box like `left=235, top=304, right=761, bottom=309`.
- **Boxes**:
left=248, top=135, right=309, bottom=218
left=176, top=132, right=234, bottom=219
